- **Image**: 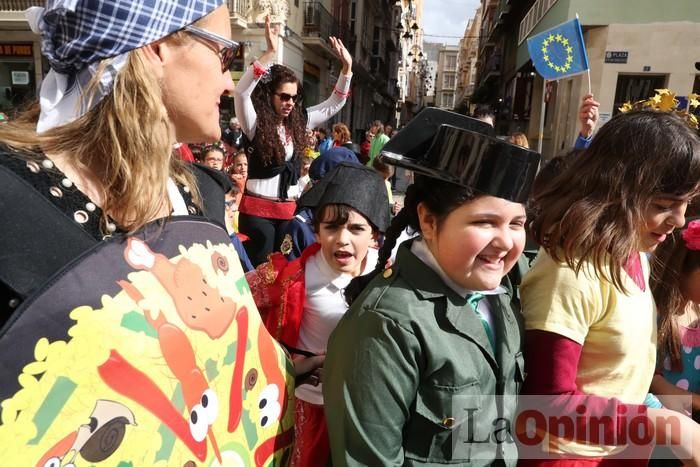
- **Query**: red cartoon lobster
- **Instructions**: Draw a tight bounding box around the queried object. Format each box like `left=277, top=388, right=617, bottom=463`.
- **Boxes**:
left=91, top=238, right=292, bottom=465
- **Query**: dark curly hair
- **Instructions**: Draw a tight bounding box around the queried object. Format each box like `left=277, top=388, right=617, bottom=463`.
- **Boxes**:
left=250, top=64, right=309, bottom=166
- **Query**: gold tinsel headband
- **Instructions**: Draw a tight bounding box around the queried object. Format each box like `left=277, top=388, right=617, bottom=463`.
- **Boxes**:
left=619, top=89, right=699, bottom=130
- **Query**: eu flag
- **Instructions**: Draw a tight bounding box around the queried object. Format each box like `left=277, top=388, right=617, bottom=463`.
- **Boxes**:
left=526, top=18, right=589, bottom=80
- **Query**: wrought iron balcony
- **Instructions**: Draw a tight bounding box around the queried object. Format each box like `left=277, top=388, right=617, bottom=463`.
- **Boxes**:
left=0, top=1, right=248, bottom=21
left=479, top=51, right=502, bottom=82
left=0, top=1, right=43, bottom=11
left=303, top=1, right=352, bottom=44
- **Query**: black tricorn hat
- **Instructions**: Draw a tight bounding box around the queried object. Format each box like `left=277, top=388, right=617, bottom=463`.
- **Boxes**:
left=298, top=162, right=391, bottom=232
left=380, top=108, right=540, bottom=203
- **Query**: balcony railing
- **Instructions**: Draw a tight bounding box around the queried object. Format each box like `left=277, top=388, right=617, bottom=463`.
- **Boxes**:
left=227, top=0, right=248, bottom=18
left=518, top=0, right=559, bottom=44
left=0, top=1, right=43, bottom=11
left=0, top=1, right=247, bottom=17
left=303, top=1, right=352, bottom=44
left=479, top=51, right=502, bottom=80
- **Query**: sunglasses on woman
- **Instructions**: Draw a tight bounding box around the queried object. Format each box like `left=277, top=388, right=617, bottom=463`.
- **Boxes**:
left=184, top=25, right=241, bottom=73
left=275, top=92, right=301, bottom=103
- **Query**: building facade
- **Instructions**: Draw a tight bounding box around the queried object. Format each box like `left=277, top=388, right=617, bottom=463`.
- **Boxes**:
left=339, top=0, right=401, bottom=140
left=475, top=0, right=700, bottom=157
left=0, top=1, right=43, bottom=113
left=396, top=0, right=427, bottom=126
left=455, top=7, right=481, bottom=114
left=434, top=44, right=459, bottom=110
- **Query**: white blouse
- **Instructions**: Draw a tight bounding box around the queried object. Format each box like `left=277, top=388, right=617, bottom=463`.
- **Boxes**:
left=232, top=64, right=352, bottom=198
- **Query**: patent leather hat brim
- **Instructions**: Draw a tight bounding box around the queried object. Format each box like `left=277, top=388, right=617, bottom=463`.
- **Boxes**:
left=380, top=108, right=541, bottom=203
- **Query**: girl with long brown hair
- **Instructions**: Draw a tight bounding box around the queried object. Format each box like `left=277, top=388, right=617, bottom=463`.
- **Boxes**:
left=233, top=17, right=353, bottom=266
left=520, top=110, right=700, bottom=466
left=650, top=212, right=700, bottom=414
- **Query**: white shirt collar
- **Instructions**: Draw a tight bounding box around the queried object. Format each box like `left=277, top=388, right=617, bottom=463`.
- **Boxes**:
left=306, top=247, right=379, bottom=292
left=409, top=238, right=506, bottom=299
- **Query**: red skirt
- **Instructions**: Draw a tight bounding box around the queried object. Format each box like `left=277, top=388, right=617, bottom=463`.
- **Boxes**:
left=239, top=193, right=296, bottom=220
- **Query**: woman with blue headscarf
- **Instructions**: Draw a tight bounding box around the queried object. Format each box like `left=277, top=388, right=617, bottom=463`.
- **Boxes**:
left=0, top=2, right=295, bottom=465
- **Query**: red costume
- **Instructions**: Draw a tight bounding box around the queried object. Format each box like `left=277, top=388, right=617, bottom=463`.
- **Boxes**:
left=246, top=243, right=321, bottom=348
left=246, top=243, right=328, bottom=467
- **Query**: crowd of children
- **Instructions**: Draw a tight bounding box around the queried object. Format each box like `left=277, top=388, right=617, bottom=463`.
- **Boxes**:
left=172, top=74, right=700, bottom=466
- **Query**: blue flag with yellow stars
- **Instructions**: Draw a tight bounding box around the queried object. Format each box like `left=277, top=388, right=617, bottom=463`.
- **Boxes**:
left=526, top=18, right=589, bottom=80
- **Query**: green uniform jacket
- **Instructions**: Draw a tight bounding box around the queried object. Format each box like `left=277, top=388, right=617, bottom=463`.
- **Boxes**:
left=324, top=241, right=526, bottom=466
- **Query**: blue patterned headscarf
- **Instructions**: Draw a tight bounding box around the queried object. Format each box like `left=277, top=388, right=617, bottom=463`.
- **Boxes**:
left=26, top=0, right=224, bottom=132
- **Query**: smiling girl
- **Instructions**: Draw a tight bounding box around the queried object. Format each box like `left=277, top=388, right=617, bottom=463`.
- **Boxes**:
left=246, top=163, right=390, bottom=467
left=520, top=110, right=700, bottom=466
left=323, top=112, right=540, bottom=466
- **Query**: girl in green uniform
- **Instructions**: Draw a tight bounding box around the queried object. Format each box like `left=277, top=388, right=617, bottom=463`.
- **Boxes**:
left=323, top=109, right=540, bottom=466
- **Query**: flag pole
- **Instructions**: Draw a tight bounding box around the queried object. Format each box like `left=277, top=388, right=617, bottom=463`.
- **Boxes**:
left=587, top=69, right=592, bottom=96
left=538, top=78, right=547, bottom=153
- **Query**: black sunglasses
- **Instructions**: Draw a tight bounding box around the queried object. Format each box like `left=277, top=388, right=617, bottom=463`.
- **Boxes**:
left=184, top=25, right=240, bottom=73
left=275, top=92, right=300, bottom=103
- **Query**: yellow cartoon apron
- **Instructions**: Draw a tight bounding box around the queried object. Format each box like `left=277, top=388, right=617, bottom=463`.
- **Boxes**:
left=0, top=218, right=295, bottom=466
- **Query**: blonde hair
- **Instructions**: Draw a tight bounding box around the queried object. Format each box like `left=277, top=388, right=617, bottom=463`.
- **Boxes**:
left=332, top=122, right=351, bottom=144
left=0, top=35, right=201, bottom=234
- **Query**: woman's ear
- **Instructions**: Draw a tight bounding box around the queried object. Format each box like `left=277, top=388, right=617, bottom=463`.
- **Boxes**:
left=140, top=39, right=167, bottom=80
left=417, top=202, right=437, bottom=242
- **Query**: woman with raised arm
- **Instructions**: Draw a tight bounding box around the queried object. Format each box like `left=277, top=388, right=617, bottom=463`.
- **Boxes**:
left=233, top=17, right=353, bottom=266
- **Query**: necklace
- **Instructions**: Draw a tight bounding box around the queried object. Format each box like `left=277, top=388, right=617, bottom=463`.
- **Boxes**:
left=277, top=125, right=292, bottom=145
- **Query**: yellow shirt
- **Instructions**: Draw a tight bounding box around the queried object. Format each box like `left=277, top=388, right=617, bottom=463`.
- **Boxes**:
left=520, top=250, right=656, bottom=457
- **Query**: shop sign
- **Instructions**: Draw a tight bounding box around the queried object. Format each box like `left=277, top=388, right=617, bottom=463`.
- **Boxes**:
left=605, top=51, right=628, bottom=64
left=0, top=44, right=33, bottom=57
left=11, top=71, right=30, bottom=85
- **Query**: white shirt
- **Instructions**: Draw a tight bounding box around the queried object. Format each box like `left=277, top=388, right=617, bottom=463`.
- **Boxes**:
left=233, top=65, right=352, bottom=199
left=295, top=247, right=378, bottom=405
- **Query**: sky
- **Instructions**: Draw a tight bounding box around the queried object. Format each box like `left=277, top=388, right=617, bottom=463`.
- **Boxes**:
left=422, top=0, right=481, bottom=46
